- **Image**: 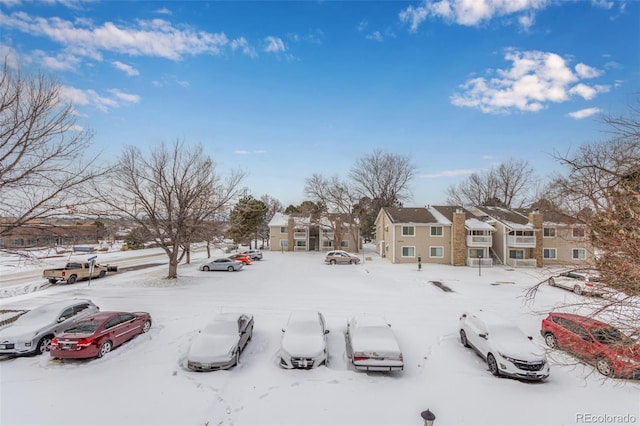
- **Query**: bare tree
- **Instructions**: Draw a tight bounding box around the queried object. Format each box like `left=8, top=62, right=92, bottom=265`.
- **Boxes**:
left=445, top=158, right=535, bottom=207
left=0, top=59, right=101, bottom=239
left=350, top=150, right=416, bottom=207
left=304, top=174, right=360, bottom=252
left=259, top=194, right=283, bottom=247
left=93, top=140, right=245, bottom=279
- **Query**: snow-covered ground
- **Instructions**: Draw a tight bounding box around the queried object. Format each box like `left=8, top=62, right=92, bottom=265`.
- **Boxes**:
left=0, top=246, right=638, bottom=426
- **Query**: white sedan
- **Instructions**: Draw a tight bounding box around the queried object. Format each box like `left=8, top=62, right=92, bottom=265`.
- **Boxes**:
left=459, top=310, right=549, bottom=381
left=279, top=311, right=329, bottom=369
left=187, top=313, right=253, bottom=371
left=345, top=315, right=403, bottom=372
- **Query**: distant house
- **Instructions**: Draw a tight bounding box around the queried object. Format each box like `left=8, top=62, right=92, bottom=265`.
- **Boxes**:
left=374, top=206, right=496, bottom=266
left=268, top=213, right=359, bottom=252
left=0, top=218, right=100, bottom=249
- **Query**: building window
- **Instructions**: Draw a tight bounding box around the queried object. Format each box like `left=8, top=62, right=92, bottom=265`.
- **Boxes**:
left=572, top=228, right=585, bottom=238
left=543, top=228, right=556, bottom=238
left=280, top=226, right=288, bottom=234
left=572, top=248, right=586, bottom=260
left=341, top=240, right=349, bottom=248
left=430, top=246, right=444, bottom=258
left=543, top=248, right=557, bottom=259
left=401, top=246, right=415, bottom=257
left=468, top=248, right=484, bottom=258
left=11, top=238, right=24, bottom=246
left=402, top=226, right=415, bottom=236
left=322, top=240, right=333, bottom=248
left=279, top=240, right=288, bottom=247
left=509, top=249, right=524, bottom=259
left=430, top=226, right=443, bottom=237
left=295, top=240, right=306, bottom=247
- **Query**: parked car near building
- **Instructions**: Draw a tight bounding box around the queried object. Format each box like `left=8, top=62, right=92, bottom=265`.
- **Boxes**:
left=324, top=250, right=360, bottom=265
left=200, top=258, right=244, bottom=272
left=279, top=311, right=329, bottom=369
left=345, top=315, right=403, bottom=372
left=459, top=311, right=549, bottom=381
left=228, top=253, right=253, bottom=265
left=187, top=313, right=254, bottom=371
left=541, top=312, right=640, bottom=379
left=0, top=299, right=99, bottom=356
left=50, top=311, right=152, bottom=359
left=242, top=249, right=263, bottom=260
left=547, top=269, right=605, bottom=296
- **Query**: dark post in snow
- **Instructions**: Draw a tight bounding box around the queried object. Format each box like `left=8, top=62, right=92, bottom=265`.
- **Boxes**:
left=420, top=409, right=436, bottom=426
left=418, top=254, right=422, bottom=271
left=478, top=254, right=482, bottom=277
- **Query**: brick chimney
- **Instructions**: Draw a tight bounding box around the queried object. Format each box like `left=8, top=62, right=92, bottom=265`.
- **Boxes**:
left=287, top=217, right=295, bottom=252
left=529, top=210, right=543, bottom=267
left=452, top=208, right=467, bottom=266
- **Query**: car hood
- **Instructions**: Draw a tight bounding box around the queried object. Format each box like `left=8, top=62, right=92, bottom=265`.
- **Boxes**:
left=281, top=332, right=325, bottom=357
left=0, top=325, right=40, bottom=342
left=352, top=327, right=401, bottom=357
left=493, top=335, right=546, bottom=361
left=188, top=333, right=238, bottom=363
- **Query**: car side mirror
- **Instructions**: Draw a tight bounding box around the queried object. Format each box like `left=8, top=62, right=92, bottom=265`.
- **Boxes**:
left=58, top=317, right=66, bottom=323
left=479, top=333, right=487, bottom=339
left=325, top=330, right=330, bottom=334
left=281, top=328, right=286, bottom=333
left=528, top=336, right=533, bottom=340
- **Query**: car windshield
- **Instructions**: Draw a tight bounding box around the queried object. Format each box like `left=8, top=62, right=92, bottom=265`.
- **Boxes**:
left=204, top=320, right=237, bottom=335
left=64, top=321, right=101, bottom=334
left=591, top=327, right=632, bottom=345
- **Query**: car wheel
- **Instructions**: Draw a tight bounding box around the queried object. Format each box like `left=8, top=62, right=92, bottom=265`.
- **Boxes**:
left=48, top=278, right=57, bottom=284
left=203, top=266, right=210, bottom=271
left=98, top=270, right=106, bottom=278
left=97, top=341, right=112, bottom=358
left=227, top=266, right=234, bottom=272
left=67, top=275, right=77, bottom=284
left=544, top=333, right=558, bottom=349
left=141, top=320, right=151, bottom=333
left=460, top=329, right=470, bottom=348
left=548, top=277, right=555, bottom=286
left=36, top=336, right=53, bottom=354
left=487, top=354, right=500, bottom=376
left=330, top=259, right=336, bottom=265
left=573, top=285, right=583, bottom=295
left=596, top=357, right=615, bottom=377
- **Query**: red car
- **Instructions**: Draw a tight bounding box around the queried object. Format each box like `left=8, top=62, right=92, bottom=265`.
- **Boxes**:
left=228, top=253, right=252, bottom=265
left=50, top=311, right=152, bottom=359
left=541, top=312, right=640, bottom=379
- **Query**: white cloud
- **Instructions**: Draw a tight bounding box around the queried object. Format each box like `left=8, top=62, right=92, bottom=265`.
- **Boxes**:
left=451, top=50, right=608, bottom=114
left=0, top=11, right=229, bottom=61
left=230, top=37, right=258, bottom=58
left=357, top=19, right=368, bottom=32
left=568, top=107, right=601, bottom=119
left=575, top=63, right=602, bottom=78
left=366, top=31, right=383, bottom=42
left=399, top=0, right=548, bottom=31
left=112, top=60, right=139, bottom=76
left=592, top=0, right=613, bottom=9
left=420, top=169, right=478, bottom=178
left=264, top=36, right=285, bottom=53
left=108, top=89, right=140, bottom=104
left=155, top=7, right=172, bottom=15
left=235, top=150, right=250, bottom=155
left=59, top=85, right=139, bottom=112
left=0, top=45, right=20, bottom=68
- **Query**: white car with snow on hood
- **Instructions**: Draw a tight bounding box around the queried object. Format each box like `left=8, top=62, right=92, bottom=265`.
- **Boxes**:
left=279, top=311, right=330, bottom=369
left=459, top=310, right=549, bottom=381
left=187, top=313, right=253, bottom=371
left=0, top=299, right=99, bottom=356
left=345, top=315, right=404, bottom=372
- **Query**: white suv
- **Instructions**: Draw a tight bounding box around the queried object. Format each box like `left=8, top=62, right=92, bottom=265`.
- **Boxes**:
left=242, top=249, right=263, bottom=260
left=547, top=269, right=604, bottom=296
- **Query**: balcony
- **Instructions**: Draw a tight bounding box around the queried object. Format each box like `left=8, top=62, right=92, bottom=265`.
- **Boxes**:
left=467, top=258, right=493, bottom=267
left=293, top=231, right=307, bottom=239
left=507, top=236, right=536, bottom=247
left=506, top=258, right=537, bottom=268
left=467, top=235, right=492, bottom=247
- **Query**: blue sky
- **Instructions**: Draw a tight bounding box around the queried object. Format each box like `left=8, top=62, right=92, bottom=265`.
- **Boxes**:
left=1, top=0, right=639, bottom=207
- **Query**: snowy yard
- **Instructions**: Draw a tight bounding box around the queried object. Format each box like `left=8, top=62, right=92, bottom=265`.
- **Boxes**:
left=0, top=247, right=638, bottom=426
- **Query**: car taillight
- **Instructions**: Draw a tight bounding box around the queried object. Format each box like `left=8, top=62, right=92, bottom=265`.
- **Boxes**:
left=51, top=338, right=59, bottom=346
left=62, top=271, right=66, bottom=277
left=354, top=356, right=370, bottom=361
left=585, top=282, right=594, bottom=287
left=76, top=338, right=94, bottom=347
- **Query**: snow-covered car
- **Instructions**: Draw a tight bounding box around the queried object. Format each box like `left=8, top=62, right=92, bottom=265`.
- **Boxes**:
left=187, top=313, right=254, bottom=371
left=0, top=299, right=99, bottom=356
left=459, top=311, right=549, bottom=381
left=547, top=269, right=605, bottom=296
left=242, top=249, right=263, bottom=261
left=279, top=311, right=329, bottom=369
left=345, top=315, right=403, bottom=372
left=324, top=250, right=360, bottom=265
left=200, top=258, right=244, bottom=272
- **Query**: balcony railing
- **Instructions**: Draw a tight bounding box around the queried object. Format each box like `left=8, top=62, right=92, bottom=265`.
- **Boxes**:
left=467, top=258, right=493, bottom=267
left=506, top=258, right=537, bottom=268
left=294, top=245, right=307, bottom=251
left=293, top=231, right=307, bottom=239
left=467, top=235, right=492, bottom=247
left=507, top=236, right=536, bottom=247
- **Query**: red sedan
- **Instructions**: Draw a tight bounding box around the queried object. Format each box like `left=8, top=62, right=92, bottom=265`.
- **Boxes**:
left=228, top=253, right=252, bottom=265
left=50, top=311, right=152, bottom=359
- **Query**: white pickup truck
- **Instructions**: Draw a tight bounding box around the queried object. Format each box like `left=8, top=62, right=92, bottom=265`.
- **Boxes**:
left=42, top=262, right=118, bottom=284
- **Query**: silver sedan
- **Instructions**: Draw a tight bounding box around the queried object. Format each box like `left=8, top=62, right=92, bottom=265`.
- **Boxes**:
left=200, top=258, right=244, bottom=272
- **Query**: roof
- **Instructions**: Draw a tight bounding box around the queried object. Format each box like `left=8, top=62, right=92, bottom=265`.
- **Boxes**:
left=548, top=312, right=609, bottom=329
left=465, top=218, right=496, bottom=231
left=382, top=207, right=439, bottom=224
left=515, top=208, right=581, bottom=225
left=474, top=206, right=535, bottom=230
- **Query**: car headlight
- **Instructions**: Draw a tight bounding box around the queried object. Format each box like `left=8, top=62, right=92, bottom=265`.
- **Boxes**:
left=280, top=349, right=292, bottom=361
left=498, top=352, right=518, bottom=364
